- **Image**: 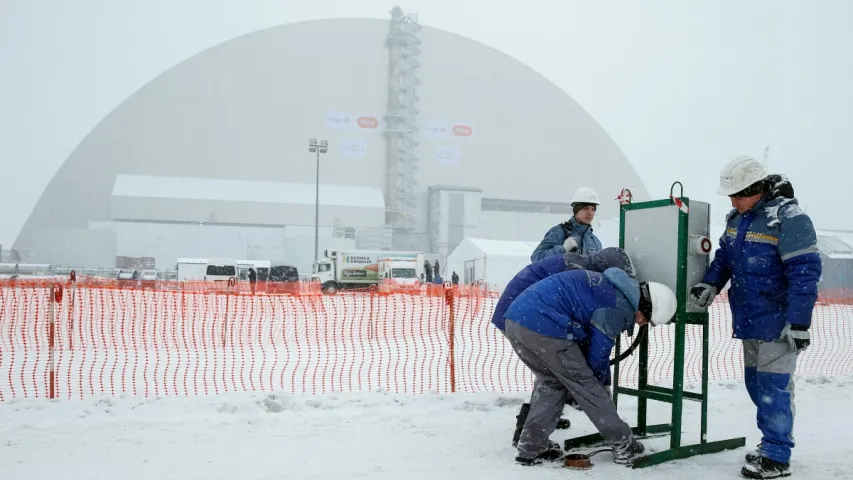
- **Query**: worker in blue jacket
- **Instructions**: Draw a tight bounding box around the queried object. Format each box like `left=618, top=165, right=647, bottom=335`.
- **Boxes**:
left=503, top=267, right=677, bottom=466
left=491, top=247, right=637, bottom=446
left=690, top=156, right=821, bottom=480
left=530, top=187, right=603, bottom=262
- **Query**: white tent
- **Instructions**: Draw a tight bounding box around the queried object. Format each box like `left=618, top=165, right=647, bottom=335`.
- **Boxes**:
left=446, top=219, right=621, bottom=291
left=446, top=238, right=541, bottom=291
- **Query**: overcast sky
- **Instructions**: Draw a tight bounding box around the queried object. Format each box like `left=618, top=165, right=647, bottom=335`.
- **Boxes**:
left=1, top=0, right=851, bottom=247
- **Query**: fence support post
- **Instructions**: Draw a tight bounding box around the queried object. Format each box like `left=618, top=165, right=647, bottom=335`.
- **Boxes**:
left=69, top=272, right=76, bottom=351
left=368, top=288, right=376, bottom=340
left=444, top=286, right=456, bottom=393
left=48, top=284, right=60, bottom=399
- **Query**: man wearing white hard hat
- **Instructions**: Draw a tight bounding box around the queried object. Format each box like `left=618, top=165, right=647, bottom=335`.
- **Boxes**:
left=503, top=267, right=677, bottom=466
left=530, top=187, right=603, bottom=262
left=690, top=156, right=821, bottom=479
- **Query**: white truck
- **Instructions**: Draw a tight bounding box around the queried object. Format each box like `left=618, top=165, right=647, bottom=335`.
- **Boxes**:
left=310, top=249, right=425, bottom=293
left=377, top=257, right=422, bottom=287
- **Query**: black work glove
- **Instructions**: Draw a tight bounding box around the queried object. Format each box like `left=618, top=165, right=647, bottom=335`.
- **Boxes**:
left=781, top=324, right=810, bottom=353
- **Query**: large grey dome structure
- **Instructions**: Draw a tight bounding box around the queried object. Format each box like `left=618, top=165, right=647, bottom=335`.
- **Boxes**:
left=14, top=11, right=649, bottom=271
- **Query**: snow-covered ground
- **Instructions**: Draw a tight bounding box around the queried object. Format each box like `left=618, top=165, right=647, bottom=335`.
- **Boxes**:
left=2, top=375, right=851, bottom=479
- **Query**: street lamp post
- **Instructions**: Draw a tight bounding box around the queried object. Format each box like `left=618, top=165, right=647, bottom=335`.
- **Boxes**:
left=308, top=138, right=328, bottom=265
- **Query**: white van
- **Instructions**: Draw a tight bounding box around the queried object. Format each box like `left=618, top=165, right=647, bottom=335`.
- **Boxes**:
left=204, top=258, right=238, bottom=284
left=176, top=258, right=209, bottom=281
left=236, top=259, right=271, bottom=282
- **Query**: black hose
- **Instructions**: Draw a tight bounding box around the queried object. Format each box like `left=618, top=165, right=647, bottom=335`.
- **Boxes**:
left=609, top=324, right=647, bottom=366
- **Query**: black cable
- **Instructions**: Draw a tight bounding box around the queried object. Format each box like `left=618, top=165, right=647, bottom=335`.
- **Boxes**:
left=610, top=324, right=647, bottom=366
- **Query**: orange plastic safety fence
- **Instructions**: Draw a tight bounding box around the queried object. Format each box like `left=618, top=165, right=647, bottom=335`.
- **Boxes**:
left=1, top=279, right=852, bottom=401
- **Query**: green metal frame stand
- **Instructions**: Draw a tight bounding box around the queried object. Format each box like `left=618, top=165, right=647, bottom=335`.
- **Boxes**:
left=562, top=193, right=745, bottom=469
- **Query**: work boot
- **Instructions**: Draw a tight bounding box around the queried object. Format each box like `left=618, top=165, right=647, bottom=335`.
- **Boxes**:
left=512, top=403, right=530, bottom=447
left=745, top=444, right=762, bottom=464
left=740, top=457, right=792, bottom=479
left=613, top=439, right=645, bottom=465
left=515, top=440, right=563, bottom=466
left=567, top=396, right=583, bottom=411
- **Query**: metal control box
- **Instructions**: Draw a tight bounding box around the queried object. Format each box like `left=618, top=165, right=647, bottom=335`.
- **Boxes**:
left=620, top=197, right=712, bottom=318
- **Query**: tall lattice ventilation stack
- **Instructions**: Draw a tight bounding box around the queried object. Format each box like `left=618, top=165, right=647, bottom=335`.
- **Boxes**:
left=384, top=6, right=422, bottom=250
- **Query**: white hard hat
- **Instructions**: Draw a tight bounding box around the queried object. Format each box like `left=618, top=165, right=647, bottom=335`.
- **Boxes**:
left=571, top=187, right=600, bottom=205
left=643, top=282, right=677, bottom=326
left=716, top=155, right=768, bottom=196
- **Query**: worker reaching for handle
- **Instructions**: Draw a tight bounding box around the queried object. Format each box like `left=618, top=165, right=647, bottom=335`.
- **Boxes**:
left=491, top=247, right=638, bottom=447
left=501, top=265, right=677, bottom=466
